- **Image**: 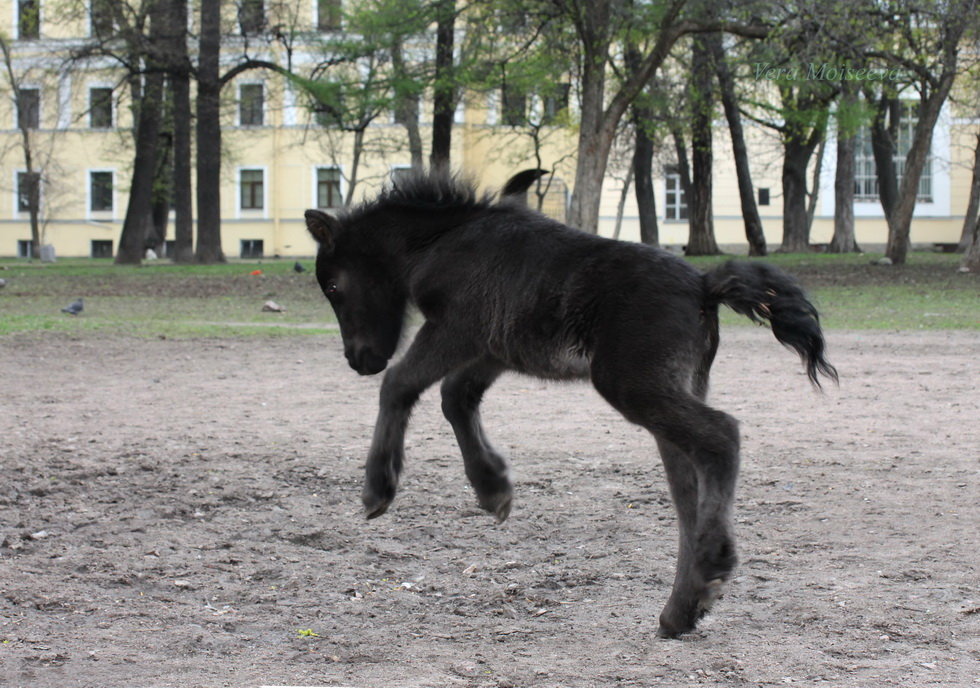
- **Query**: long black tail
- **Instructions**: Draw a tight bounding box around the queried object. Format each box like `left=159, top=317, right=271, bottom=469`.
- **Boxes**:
left=703, top=260, right=838, bottom=387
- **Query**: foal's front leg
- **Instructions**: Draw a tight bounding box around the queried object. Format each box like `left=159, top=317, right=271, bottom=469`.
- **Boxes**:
left=440, top=358, right=512, bottom=522
left=363, top=323, right=473, bottom=519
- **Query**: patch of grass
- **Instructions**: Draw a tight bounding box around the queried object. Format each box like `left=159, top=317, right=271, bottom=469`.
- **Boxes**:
left=0, top=253, right=975, bottom=337
left=0, top=258, right=335, bottom=337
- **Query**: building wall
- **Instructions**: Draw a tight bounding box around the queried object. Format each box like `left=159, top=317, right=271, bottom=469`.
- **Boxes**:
left=1, top=0, right=976, bottom=258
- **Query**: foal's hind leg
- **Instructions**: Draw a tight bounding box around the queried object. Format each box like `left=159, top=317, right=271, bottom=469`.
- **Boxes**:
left=653, top=436, right=733, bottom=637
left=440, top=358, right=512, bottom=522
left=592, top=369, right=740, bottom=636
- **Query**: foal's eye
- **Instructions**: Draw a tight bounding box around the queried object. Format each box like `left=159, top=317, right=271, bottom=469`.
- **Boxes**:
left=325, top=282, right=339, bottom=295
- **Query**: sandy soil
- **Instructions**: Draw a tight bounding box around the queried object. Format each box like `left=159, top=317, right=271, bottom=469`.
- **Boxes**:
left=1, top=328, right=978, bottom=687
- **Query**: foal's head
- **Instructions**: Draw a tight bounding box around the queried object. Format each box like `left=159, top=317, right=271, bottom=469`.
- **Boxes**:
left=305, top=209, right=406, bottom=375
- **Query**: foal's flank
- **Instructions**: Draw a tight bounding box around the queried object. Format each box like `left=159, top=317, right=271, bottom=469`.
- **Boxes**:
left=304, top=170, right=836, bottom=638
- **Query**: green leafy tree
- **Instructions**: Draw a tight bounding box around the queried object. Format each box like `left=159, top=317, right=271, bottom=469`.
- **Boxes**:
left=863, top=0, right=978, bottom=264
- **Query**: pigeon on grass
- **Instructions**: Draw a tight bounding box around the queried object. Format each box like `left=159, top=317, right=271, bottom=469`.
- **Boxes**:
left=61, top=298, right=84, bottom=315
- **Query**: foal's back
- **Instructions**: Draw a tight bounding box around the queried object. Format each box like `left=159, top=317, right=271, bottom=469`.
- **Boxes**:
left=405, top=203, right=707, bottom=379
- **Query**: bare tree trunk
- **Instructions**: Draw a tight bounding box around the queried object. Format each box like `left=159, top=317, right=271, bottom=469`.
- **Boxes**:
left=831, top=128, right=858, bottom=252
left=886, top=82, right=953, bottom=265
left=117, top=66, right=164, bottom=264
left=962, top=214, right=980, bottom=271
left=686, top=36, right=719, bottom=255
left=633, top=122, right=659, bottom=246
left=195, top=0, right=225, bottom=263
left=710, top=33, right=765, bottom=255
left=169, top=0, right=194, bottom=263
left=24, top=171, right=41, bottom=258
left=117, top=0, right=167, bottom=265
left=148, top=122, right=172, bottom=253
left=0, top=37, right=42, bottom=259
left=345, top=128, right=366, bottom=206
left=612, top=165, right=633, bottom=240
left=781, top=143, right=812, bottom=252
left=805, top=137, right=825, bottom=237
left=429, top=0, right=455, bottom=173
left=831, top=86, right=859, bottom=253
left=957, top=131, right=980, bottom=252
left=780, top=105, right=828, bottom=253
left=624, top=43, right=658, bottom=246
left=869, top=93, right=900, bottom=224
left=391, top=38, right=423, bottom=169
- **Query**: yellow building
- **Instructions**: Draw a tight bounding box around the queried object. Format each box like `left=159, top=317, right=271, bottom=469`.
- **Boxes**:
left=0, top=0, right=975, bottom=258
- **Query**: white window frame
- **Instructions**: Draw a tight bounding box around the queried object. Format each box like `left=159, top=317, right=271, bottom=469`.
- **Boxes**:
left=313, top=0, right=342, bottom=31
left=88, top=83, right=114, bottom=129
left=14, top=0, right=43, bottom=40
left=237, top=81, right=266, bottom=127
left=13, top=169, right=42, bottom=217
left=15, top=85, right=40, bottom=130
left=237, top=166, right=268, bottom=218
left=87, top=168, right=115, bottom=219
left=312, top=165, right=345, bottom=210
left=88, top=0, right=112, bottom=38
left=818, top=101, right=952, bottom=219
left=664, top=168, right=688, bottom=221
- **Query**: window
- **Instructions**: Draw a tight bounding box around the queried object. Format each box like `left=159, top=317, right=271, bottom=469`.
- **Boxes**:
left=542, top=84, right=570, bottom=125
left=758, top=187, right=770, bottom=206
left=317, top=167, right=343, bottom=209
left=17, top=240, right=34, bottom=258
left=18, top=0, right=39, bottom=39
left=17, top=88, right=40, bottom=129
left=91, top=0, right=113, bottom=36
left=501, top=83, right=526, bottom=126
left=317, top=0, right=341, bottom=31
left=90, top=171, right=113, bottom=212
left=239, top=83, right=264, bottom=126
left=17, top=171, right=40, bottom=212
left=240, top=239, right=264, bottom=258
left=240, top=169, right=264, bottom=210
left=664, top=166, right=688, bottom=220
left=239, top=0, right=265, bottom=35
left=90, top=87, right=113, bottom=128
left=91, top=240, right=113, bottom=258
left=854, top=101, right=932, bottom=202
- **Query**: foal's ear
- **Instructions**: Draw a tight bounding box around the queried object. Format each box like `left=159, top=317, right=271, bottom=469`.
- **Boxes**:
left=305, top=209, right=340, bottom=253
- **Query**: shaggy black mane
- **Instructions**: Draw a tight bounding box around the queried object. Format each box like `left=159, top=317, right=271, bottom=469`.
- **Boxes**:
left=345, top=171, right=495, bottom=226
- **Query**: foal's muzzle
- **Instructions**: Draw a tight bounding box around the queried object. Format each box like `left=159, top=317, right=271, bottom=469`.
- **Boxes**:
left=346, top=346, right=388, bottom=375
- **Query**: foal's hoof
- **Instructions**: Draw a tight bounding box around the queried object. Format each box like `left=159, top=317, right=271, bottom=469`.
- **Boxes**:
left=362, top=489, right=393, bottom=520
left=478, top=490, right=513, bottom=523
left=657, top=579, right=726, bottom=639
left=364, top=501, right=390, bottom=520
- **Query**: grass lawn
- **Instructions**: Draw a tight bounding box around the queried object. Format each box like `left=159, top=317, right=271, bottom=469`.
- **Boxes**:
left=0, top=258, right=335, bottom=337
left=0, top=252, right=976, bottom=338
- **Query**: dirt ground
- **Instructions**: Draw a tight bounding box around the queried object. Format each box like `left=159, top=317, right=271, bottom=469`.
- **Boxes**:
left=1, top=327, right=978, bottom=687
